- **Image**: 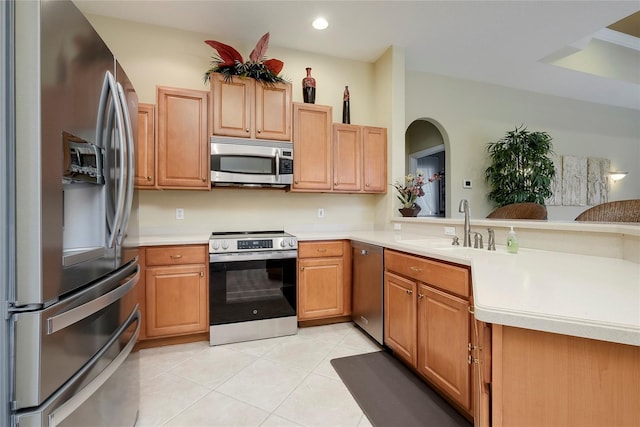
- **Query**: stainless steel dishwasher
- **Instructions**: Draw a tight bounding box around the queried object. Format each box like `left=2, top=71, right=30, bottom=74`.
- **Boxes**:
left=351, top=241, right=384, bottom=345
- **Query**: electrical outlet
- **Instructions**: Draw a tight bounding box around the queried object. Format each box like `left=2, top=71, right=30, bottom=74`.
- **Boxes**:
left=317, top=208, right=325, bottom=218
left=444, top=226, right=456, bottom=236
left=176, top=208, right=184, bottom=220
left=393, top=223, right=402, bottom=231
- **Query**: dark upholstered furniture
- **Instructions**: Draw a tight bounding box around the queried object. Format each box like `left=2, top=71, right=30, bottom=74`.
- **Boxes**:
left=486, top=203, right=548, bottom=220
left=574, top=199, right=640, bottom=223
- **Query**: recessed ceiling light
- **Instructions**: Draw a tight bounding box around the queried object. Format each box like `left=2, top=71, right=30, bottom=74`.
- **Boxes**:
left=312, top=17, right=328, bottom=30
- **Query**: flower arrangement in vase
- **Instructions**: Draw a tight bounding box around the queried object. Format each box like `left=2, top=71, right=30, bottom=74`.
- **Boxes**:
left=392, top=172, right=441, bottom=217
left=203, top=32, right=288, bottom=85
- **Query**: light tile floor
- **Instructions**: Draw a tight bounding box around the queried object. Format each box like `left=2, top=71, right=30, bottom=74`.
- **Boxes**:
left=135, top=322, right=382, bottom=427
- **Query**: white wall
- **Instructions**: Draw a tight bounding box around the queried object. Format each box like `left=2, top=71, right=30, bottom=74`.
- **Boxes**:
left=87, top=14, right=639, bottom=232
left=404, top=71, right=640, bottom=220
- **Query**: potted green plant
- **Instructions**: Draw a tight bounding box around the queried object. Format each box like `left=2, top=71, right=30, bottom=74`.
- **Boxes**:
left=484, top=126, right=556, bottom=207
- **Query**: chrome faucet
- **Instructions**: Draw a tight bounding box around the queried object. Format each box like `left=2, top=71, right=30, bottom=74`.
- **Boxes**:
left=459, top=199, right=471, bottom=247
left=487, top=228, right=496, bottom=251
left=473, top=232, right=484, bottom=249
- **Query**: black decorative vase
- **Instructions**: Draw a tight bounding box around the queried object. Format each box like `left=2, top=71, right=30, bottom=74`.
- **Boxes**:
left=399, top=204, right=421, bottom=217
left=302, top=67, right=316, bottom=104
left=342, top=85, right=350, bottom=124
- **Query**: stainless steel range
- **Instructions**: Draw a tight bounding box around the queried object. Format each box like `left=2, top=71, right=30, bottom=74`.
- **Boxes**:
left=209, top=231, right=298, bottom=345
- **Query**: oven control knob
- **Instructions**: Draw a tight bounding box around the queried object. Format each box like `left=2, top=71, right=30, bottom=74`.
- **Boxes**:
left=221, top=240, right=229, bottom=250
left=211, top=240, right=220, bottom=250
left=288, top=238, right=296, bottom=247
left=280, top=240, right=286, bottom=248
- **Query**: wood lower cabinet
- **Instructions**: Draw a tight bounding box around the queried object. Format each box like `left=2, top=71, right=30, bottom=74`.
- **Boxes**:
left=142, top=245, right=209, bottom=338
left=210, top=73, right=291, bottom=141
left=297, top=240, right=351, bottom=320
left=156, top=86, right=209, bottom=189
left=384, top=249, right=473, bottom=416
left=135, top=103, right=156, bottom=188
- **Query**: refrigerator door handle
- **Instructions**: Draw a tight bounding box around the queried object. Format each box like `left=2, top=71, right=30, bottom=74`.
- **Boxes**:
left=47, top=308, right=140, bottom=426
left=115, top=81, right=134, bottom=245
left=46, top=267, right=139, bottom=335
left=105, top=71, right=127, bottom=249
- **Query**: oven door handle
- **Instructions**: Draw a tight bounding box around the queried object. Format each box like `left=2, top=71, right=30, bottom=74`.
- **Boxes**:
left=210, top=250, right=297, bottom=263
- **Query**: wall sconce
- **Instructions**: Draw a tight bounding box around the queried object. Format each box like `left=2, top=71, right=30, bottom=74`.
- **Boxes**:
left=608, top=171, right=628, bottom=182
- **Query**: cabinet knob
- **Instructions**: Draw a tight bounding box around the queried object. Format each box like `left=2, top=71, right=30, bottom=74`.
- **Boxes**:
left=334, top=182, right=338, bottom=186
left=245, top=128, right=250, bottom=133
left=294, top=181, right=299, bottom=184
left=468, top=306, right=475, bottom=314
left=365, top=183, right=370, bottom=187
left=257, top=129, right=262, bottom=134
left=418, top=293, right=424, bottom=299
left=300, top=266, right=305, bottom=271
left=200, top=271, right=204, bottom=277
left=405, top=289, right=413, bottom=295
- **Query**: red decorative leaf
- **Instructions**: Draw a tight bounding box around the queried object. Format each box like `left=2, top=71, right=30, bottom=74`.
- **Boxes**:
left=204, top=40, right=244, bottom=66
left=264, top=58, right=284, bottom=75
left=249, top=32, right=270, bottom=63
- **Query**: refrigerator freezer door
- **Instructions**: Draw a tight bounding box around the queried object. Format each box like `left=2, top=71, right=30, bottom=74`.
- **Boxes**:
left=12, top=260, right=138, bottom=410
left=12, top=307, right=140, bottom=427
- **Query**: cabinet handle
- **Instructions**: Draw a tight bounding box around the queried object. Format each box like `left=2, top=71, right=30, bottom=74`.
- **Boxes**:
left=170, top=254, right=183, bottom=259
left=468, top=306, right=475, bottom=314
left=405, top=289, right=413, bottom=296
left=317, top=248, right=327, bottom=253
left=200, top=271, right=204, bottom=277
left=409, top=266, right=422, bottom=272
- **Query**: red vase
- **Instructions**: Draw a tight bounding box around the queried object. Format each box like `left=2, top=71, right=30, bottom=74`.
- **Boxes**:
left=302, top=67, right=316, bottom=104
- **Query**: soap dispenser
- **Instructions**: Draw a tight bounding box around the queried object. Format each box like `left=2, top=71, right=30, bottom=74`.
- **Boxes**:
left=507, top=226, right=518, bottom=254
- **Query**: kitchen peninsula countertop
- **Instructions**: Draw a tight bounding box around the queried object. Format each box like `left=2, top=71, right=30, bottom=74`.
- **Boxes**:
left=132, top=229, right=640, bottom=346
left=297, top=230, right=640, bottom=347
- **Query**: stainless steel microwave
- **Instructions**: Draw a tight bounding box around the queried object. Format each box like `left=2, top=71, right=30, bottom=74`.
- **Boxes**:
left=210, top=137, right=294, bottom=188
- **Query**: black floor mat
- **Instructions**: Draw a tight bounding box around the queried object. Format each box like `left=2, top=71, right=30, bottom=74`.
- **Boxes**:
left=331, top=351, right=472, bottom=427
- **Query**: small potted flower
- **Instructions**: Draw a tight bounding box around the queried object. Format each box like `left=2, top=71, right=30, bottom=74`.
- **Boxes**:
left=392, top=172, right=426, bottom=217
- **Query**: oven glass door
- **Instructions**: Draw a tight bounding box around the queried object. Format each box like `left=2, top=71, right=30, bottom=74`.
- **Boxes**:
left=210, top=256, right=296, bottom=325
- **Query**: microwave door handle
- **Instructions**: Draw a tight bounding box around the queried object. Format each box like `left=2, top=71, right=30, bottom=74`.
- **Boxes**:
left=115, top=82, right=134, bottom=245
left=275, top=150, right=280, bottom=181
left=106, top=71, right=127, bottom=249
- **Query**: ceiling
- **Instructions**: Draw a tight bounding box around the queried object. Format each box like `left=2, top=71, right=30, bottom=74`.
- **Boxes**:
left=74, top=1, right=640, bottom=110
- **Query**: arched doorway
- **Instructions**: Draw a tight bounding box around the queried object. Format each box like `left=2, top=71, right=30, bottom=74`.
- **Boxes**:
left=405, top=119, right=448, bottom=217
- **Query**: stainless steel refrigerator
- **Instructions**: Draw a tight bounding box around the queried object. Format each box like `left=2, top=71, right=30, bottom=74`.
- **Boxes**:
left=2, top=1, right=140, bottom=426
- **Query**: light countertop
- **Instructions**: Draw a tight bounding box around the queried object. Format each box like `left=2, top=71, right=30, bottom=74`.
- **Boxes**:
left=133, top=229, right=640, bottom=346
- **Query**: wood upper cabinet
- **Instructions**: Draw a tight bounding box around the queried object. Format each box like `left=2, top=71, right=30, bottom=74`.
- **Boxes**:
left=332, top=124, right=362, bottom=191
left=134, top=103, right=155, bottom=188
left=384, top=271, right=417, bottom=366
left=144, top=245, right=209, bottom=338
left=210, top=73, right=291, bottom=141
left=362, top=126, right=387, bottom=193
left=384, top=249, right=473, bottom=415
left=332, top=123, right=387, bottom=193
left=297, top=240, right=351, bottom=320
left=292, top=103, right=333, bottom=191
left=156, top=86, right=210, bottom=189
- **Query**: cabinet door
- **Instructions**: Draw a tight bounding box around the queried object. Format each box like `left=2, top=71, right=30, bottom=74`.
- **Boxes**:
left=417, top=283, right=471, bottom=410
left=156, top=87, right=209, bottom=189
left=298, top=257, right=344, bottom=320
left=292, top=103, right=332, bottom=191
left=134, top=103, right=155, bottom=188
left=333, top=123, right=362, bottom=192
left=145, top=264, right=208, bottom=337
left=210, top=74, right=253, bottom=138
left=255, top=82, right=291, bottom=141
left=362, top=126, right=387, bottom=193
left=384, top=271, right=417, bottom=367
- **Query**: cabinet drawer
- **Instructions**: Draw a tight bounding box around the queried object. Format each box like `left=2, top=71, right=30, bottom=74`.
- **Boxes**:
left=299, top=241, right=344, bottom=258
left=145, top=245, right=206, bottom=266
left=384, top=249, right=469, bottom=297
